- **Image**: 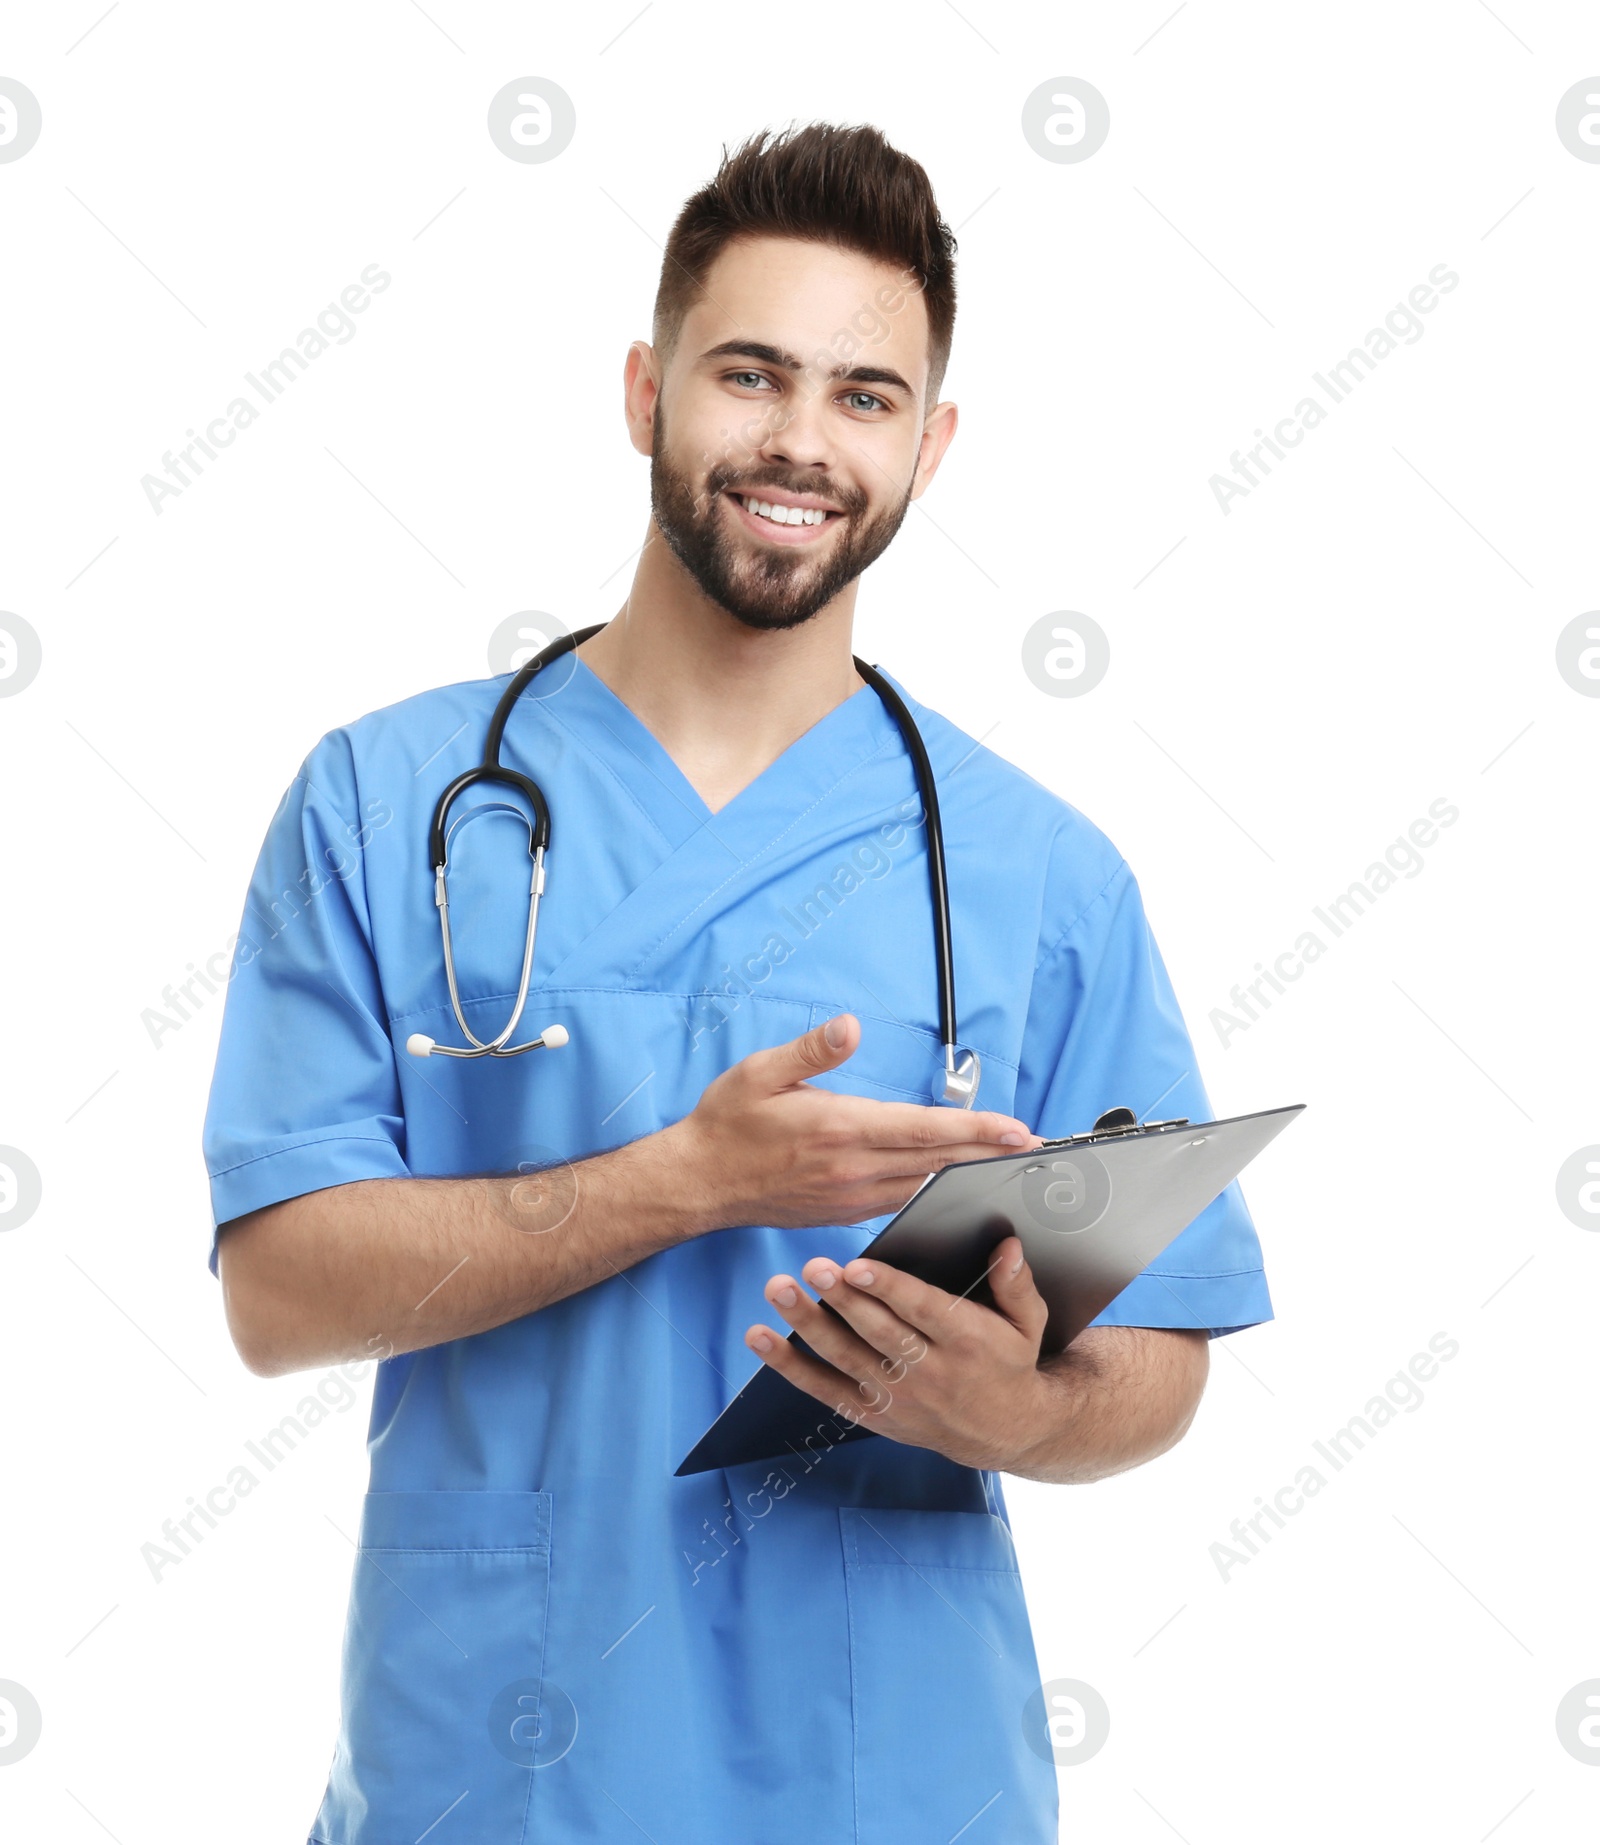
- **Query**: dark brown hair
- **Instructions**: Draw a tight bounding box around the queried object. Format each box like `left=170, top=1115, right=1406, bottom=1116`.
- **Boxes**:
left=653, top=122, right=957, bottom=399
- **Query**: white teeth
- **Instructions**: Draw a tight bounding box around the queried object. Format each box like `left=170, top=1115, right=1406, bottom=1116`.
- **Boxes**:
left=741, top=494, right=828, bottom=527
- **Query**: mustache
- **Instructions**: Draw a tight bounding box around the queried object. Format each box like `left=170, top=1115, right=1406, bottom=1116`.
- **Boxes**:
left=704, top=465, right=868, bottom=518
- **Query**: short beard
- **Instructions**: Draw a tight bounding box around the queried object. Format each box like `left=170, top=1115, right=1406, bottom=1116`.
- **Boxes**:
left=649, top=414, right=912, bottom=633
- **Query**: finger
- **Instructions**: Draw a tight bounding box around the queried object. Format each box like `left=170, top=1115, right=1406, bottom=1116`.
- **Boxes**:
left=817, top=1159, right=1023, bottom=1228
left=981, top=1236, right=1051, bottom=1342
left=802, top=1257, right=932, bottom=1363
left=834, top=1256, right=967, bottom=1342
left=744, top=1321, right=896, bottom=1424
left=847, top=1101, right=1039, bottom=1153
left=762, top=1274, right=886, bottom=1383
left=740, top=1013, right=859, bottom=1092
left=834, top=1143, right=1035, bottom=1197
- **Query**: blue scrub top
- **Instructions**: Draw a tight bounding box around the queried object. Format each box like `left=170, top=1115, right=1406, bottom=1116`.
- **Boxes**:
left=203, top=658, right=1272, bottom=1845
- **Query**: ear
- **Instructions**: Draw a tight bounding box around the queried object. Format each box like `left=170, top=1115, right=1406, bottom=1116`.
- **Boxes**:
left=910, top=397, right=958, bottom=502
left=623, top=340, right=662, bottom=458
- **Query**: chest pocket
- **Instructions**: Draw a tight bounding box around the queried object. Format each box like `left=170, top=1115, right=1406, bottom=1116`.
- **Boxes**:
left=805, top=1004, right=944, bottom=1103
left=806, top=1003, right=1018, bottom=1114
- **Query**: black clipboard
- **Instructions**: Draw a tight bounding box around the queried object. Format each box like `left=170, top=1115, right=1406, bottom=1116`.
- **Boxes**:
left=675, top=1102, right=1303, bottom=1476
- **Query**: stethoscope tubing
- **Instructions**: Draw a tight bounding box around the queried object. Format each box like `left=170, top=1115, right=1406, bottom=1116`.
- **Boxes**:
left=849, top=657, right=958, bottom=1058
left=421, top=623, right=971, bottom=1098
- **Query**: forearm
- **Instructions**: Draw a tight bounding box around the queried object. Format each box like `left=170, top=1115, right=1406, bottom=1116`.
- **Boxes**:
left=217, top=1124, right=708, bottom=1377
left=213, top=1016, right=1041, bottom=1380
left=1005, top=1327, right=1210, bottom=1485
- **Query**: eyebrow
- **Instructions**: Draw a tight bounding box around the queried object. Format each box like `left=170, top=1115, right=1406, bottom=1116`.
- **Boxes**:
left=698, top=339, right=915, bottom=401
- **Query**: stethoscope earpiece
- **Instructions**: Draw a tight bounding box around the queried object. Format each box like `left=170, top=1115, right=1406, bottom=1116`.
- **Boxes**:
left=406, top=1024, right=569, bottom=1061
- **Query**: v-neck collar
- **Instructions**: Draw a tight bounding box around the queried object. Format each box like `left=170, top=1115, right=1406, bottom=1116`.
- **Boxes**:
left=517, top=656, right=922, bottom=991
left=536, top=655, right=906, bottom=845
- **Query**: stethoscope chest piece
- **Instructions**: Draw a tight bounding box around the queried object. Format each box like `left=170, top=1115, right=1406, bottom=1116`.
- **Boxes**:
left=938, top=1046, right=982, bottom=1108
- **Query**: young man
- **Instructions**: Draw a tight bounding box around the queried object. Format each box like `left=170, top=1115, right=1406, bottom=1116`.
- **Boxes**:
left=206, top=124, right=1272, bottom=1844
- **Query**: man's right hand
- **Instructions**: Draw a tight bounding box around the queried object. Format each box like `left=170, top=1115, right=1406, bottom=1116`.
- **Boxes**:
left=666, top=1012, right=1042, bottom=1232
left=217, top=1014, right=1041, bottom=1377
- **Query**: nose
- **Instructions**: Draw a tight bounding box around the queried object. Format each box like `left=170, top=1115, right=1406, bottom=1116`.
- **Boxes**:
left=749, top=389, right=837, bottom=475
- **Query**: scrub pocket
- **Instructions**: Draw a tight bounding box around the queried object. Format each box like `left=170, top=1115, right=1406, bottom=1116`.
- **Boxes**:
left=310, top=1490, right=553, bottom=1845
left=840, top=1506, right=1057, bottom=1845
left=806, top=1002, right=1017, bottom=1108
left=806, top=1004, right=947, bottom=1103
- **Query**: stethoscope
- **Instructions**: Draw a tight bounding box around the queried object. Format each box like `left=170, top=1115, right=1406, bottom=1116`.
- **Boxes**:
left=404, top=625, right=981, bottom=1107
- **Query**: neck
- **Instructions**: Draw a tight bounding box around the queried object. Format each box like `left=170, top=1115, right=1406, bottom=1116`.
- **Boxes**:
left=576, top=519, right=866, bottom=813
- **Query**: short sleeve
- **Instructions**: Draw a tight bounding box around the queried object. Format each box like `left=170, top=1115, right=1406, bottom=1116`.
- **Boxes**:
left=200, top=731, right=408, bottom=1274
left=1012, top=855, right=1273, bottom=1339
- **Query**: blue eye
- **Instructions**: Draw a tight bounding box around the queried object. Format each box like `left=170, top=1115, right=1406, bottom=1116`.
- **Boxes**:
left=845, top=391, right=885, bottom=413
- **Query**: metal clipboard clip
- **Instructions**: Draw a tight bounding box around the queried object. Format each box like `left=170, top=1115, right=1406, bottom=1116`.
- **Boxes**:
left=1038, top=1105, right=1191, bottom=1150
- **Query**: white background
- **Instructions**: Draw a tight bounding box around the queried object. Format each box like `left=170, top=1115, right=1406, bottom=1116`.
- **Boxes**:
left=2, top=2, right=1596, bottom=1839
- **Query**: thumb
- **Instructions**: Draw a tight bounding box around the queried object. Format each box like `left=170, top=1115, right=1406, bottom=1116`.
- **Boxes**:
left=748, top=1012, right=860, bottom=1091
left=988, top=1236, right=1049, bottom=1340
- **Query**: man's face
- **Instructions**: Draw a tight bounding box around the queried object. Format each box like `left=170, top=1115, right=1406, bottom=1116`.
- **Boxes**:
left=643, top=236, right=945, bottom=631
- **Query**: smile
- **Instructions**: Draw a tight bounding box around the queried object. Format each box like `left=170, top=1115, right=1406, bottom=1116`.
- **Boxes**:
left=725, top=490, right=843, bottom=545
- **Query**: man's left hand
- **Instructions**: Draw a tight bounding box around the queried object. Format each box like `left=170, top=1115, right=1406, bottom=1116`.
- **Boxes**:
left=745, top=1237, right=1061, bottom=1474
